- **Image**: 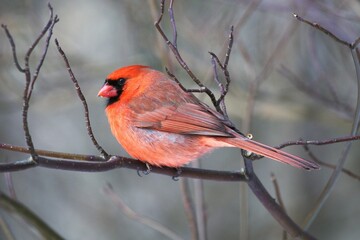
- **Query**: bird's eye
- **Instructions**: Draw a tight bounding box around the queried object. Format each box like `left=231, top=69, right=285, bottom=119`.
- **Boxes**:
left=104, top=78, right=126, bottom=88
left=118, top=78, right=126, bottom=85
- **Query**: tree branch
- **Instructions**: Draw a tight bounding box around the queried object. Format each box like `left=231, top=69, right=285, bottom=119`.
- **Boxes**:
left=104, top=183, right=183, bottom=240
left=2, top=3, right=58, bottom=161
left=0, top=191, right=64, bottom=240
left=153, top=2, right=317, bottom=238
left=245, top=156, right=315, bottom=240
left=271, top=173, right=288, bottom=240
left=294, top=14, right=360, bottom=230
left=54, top=39, right=108, bottom=158
left=0, top=144, right=247, bottom=181
left=154, top=0, right=220, bottom=112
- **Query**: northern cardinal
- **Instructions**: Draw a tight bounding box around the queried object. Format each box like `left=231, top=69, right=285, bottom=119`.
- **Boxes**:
left=98, top=65, right=319, bottom=170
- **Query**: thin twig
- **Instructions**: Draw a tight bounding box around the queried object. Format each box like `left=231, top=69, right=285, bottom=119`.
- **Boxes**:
left=191, top=160, right=207, bottom=240
left=28, top=12, right=59, bottom=100
left=165, top=67, right=206, bottom=93
left=3, top=4, right=58, bottom=161
left=55, top=39, right=108, bottom=158
left=0, top=192, right=64, bottom=240
left=304, top=145, right=360, bottom=181
left=233, top=0, right=263, bottom=34
left=4, top=172, right=17, bottom=200
left=154, top=0, right=220, bottom=112
left=270, top=173, right=286, bottom=213
left=293, top=14, right=353, bottom=48
left=276, top=135, right=360, bottom=149
left=205, top=26, right=234, bottom=119
left=208, top=52, right=230, bottom=117
left=0, top=213, right=15, bottom=240
left=168, top=0, right=177, bottom=48
left=0, top=25, right=24, bottom=72
left=0, top=142, right=105, bottom=161
left=23, top=4, right=58, bottom=160
left=278, top=66, right=353, bottom=119
left=210, top=54, right=226, bottom=117
left=302, top=47, right=360, bottom=230
left=104, top=183, right=183, bottom=240
left=244, top=158, right=315, bottom=239
left=207, top=26, right=234, bottom=118
left=271, top=173, right=288, bottom=240
left=223, top=25, right=234, bottom=70
left=180, top=179, right=198, bottom=240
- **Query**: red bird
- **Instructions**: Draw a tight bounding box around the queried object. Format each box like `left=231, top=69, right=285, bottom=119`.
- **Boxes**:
left=98, top=65, right=319, bottom=170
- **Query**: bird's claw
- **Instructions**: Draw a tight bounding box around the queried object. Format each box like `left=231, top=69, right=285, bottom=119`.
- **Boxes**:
left=172, top=168, right=182, bottom=181
left=137, top=163, right=152, bottom=177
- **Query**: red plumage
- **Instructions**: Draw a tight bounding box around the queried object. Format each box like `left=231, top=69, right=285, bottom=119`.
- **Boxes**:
left=98, top=65, right=319, bottom=170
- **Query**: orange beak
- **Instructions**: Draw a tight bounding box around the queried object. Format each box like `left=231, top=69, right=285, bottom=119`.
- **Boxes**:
left=98, top=84, right=118, bottom=98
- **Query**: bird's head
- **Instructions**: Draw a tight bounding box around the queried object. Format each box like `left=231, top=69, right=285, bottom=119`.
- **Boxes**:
left=98, top=65, right=150, bottom=106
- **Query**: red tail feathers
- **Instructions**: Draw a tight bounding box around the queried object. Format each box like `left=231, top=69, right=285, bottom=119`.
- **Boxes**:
left=222, top=137, right=320, bottom=170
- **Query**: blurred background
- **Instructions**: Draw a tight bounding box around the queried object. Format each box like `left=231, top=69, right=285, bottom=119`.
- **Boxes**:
left=1, top=0, right=360, bottom=239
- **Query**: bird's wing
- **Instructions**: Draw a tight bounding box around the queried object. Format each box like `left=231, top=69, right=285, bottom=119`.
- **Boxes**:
left=133, top=102, right=233, bottom=137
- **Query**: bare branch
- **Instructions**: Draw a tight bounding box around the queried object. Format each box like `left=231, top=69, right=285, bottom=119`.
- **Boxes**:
left=278, top=66, right=353, bottom=119
left=210, top=54, right=226, bottom=117
left=23, top=9, right=56, bottom=156
left=245, top=156, right=315, bottom=240
left=0, top=142, right=104, bottom=161
left=55, top=39, right=108, bottom=158
left=302, top=45, right=360, bottom=230
left=0, top=191, right=64, bottom=240
left=4, top=173, right=17, bottom=200
left=293, top=13, right=354, bottom=48
left=271, top=173, right=288, bottom=240
left=276, top=135, right=360, bottom=149
left=0, top=215, right=15, bottom=240
left=1, top=24, right=25, bottom=72
left=0, top=145, right=247, bottom=181
left=165, top=67, right=206, bottom=93
left=223, top=25, right=234, bottom=70
left=154, top=0, right=220, bottom=111
left=28, top=12, right=59, bottom=100
left=270, top=173, right=286, bottom=212
left=191, top=161, right=207, bottom=240
left=3, top=4, right=59, bottom=162
left=208, top=28, right=233, bottom=119
left=104, top=183, right=183, bottom=240
left=168, top=0, right=177, bottom=48
left=304, top=146, right=360, bottom=182
left=179, top=179, right=198, bottom=240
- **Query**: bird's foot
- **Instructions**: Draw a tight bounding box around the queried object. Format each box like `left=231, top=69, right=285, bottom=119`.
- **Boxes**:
left=172, top=167, right=182, bottom=181
left=137, top=163, right=152, bottom=177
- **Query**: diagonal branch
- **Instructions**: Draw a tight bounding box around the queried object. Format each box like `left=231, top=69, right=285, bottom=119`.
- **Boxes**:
left=54, top=39, right=108, bottom=158
left=1, top=25, right=24, bottom=72
left=293, top=14, right=360, bottom=49
left=245, top=156, right=315, bottom=240
left=179, top=179, right=198, bottom=240
left=271, top=173, right=288, bottom=240
left=104, top=183, right=183, bottom=240
left=304, top=145, right=360, bottom=181
left=0, top=191, right=64, bottom=240
left=154, top=0, right=220, bottom=112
